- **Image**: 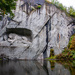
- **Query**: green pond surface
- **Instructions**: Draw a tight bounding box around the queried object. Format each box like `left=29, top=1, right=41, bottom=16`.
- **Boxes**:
left=0, top=60, right=75, bottom=75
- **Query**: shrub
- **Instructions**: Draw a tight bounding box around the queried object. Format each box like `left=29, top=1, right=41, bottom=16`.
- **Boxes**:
left=37, top=5, right=42, bottom=9
left=45, top=0, right=75, bottom=17
left=56, top=49, right=72, bottom=60
left=69, top=36, right=75, bottom=50
left=50, top=48, right=54, bottom=57
left=71, top=51, right=75, bottom=59
left=47, top=34, right=75, bottom=60
left=68, top=6, right=75, bottom=17
left=68, top=34, right=75, bottom=50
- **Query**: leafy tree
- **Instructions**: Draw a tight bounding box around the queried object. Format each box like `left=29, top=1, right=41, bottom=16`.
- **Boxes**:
left=0, top=0, right=17, bottom=17
left=68, top=6, right=75, bottom=17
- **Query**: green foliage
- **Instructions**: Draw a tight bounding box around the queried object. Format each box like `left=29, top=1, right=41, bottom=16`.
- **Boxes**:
left=45, top=0, right=75, bottom=17
left=50, top=49, right=54, bottom=57
left=68, top=34, right=75, bottom=49
left=68, top=6, right=75, bottom=17
left=37, top=5, right=42, bottom=9
left=56, top=34, right=75, bottom=60
left=0, top=0, right=17, bottom=17
left=55, top=49, right=75, bottom=60
left=47, top=34, right=75, bottom=60
left=47, top=56, right=56, bottom=60
left=46, top=48, right=56, bottom=60
left=47, top=48, right=75, bottom=60
left=72, top=60, right=75, bottom=67
left=56, top=49, right=73, bottom=60
left=71, top=51, right=75, bottom=59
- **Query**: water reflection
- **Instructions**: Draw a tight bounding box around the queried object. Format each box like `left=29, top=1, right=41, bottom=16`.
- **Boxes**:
left=0, top=60, right=75, bottom=75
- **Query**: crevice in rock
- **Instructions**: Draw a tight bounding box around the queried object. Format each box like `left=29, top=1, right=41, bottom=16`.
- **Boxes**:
left=67, top=20, right=75, bottom=26
left=43, top=19, right=51, bottom=58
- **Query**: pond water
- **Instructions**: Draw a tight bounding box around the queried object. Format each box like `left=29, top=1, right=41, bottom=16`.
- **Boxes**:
left=0, top=60, right=75, bottom=75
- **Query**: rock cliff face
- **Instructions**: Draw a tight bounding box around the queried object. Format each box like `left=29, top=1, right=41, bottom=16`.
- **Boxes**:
left=0, top=0, right=75, bottom=60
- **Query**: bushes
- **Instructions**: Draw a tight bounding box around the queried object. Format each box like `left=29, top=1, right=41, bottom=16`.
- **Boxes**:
left=69, top=37, right=75, bottom=50
left=46, top=48, right=56, bottom=59
left=45, top=0, right=75, bottom=17
left=56, top=48, right=73, bottom=60
left=50, top=49, right=54, bottom=57
left=71, top=51, right=75, bottom=59
left=68, top=34, right=75, bottom=50
left=68, top=6, right=75, bottom=17
left=56, top=50, right=75, bottom=60
left=47, top=48, right=57, bottom=59
left=56, top=34, right=75, bottom=60
left=36, top=5, right=42, bottom=9
left=47, top=34, right=75, bottom=60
